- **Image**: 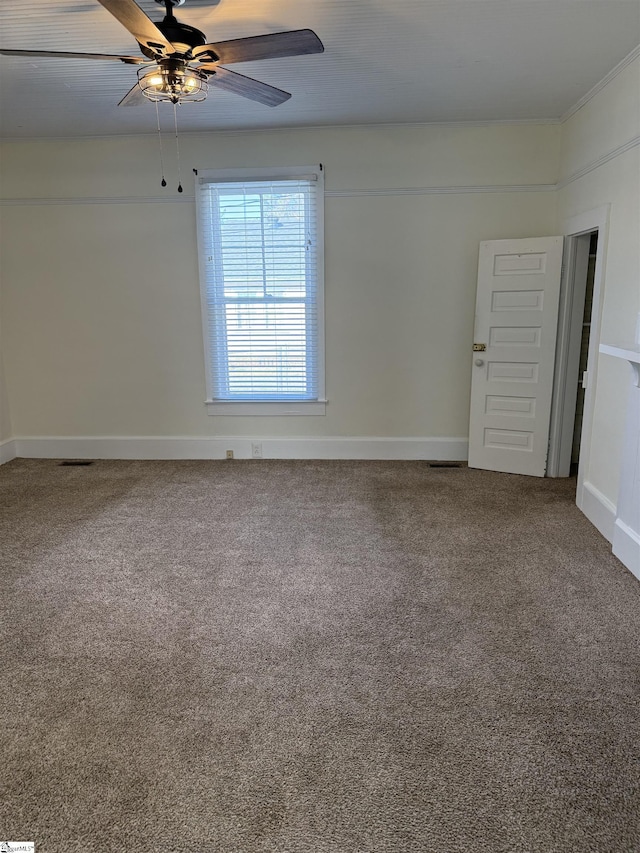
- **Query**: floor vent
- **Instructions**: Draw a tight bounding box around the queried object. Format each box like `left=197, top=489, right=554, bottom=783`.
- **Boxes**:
left=59, top=460, right=94, bottom=466
left=428, top=462, right=464, bottom=468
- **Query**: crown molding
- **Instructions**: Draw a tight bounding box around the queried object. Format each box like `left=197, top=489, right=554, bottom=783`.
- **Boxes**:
left=0, top=118, right=562, bottom=145
left=561, top=44, right=640, bottom=124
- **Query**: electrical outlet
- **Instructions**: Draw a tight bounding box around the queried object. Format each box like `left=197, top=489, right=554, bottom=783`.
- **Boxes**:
left=226, top=450, right=234, bottom=460
left=251, top=442, right=262, bottom=459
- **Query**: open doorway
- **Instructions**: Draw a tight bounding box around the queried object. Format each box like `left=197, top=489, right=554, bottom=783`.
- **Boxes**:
left=548, top=205, right=608, bottom=486
left=570, top=232, right=598, bottom=474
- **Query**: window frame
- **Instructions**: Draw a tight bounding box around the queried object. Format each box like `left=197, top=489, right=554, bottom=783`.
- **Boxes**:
left=195, top=165, right=326, bottom=416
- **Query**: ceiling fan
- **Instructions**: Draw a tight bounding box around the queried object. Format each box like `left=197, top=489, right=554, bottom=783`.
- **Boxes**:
left=0, top=0, right=324, bottom=107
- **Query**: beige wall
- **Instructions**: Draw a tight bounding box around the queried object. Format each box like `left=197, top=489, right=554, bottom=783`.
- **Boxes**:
left=0, top=275, right=12, bottom=442
left=557, top=53, right=640, bottom=506
left=0, top=123, right=559, bottom=440
left=0, top=349, right=12, bottom=443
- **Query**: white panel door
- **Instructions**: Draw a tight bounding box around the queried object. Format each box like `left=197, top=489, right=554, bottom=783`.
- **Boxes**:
left=468, top=237, right=564, bottom=476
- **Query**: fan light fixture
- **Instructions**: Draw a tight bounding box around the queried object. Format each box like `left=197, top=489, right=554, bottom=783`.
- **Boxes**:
left=0, top=0, right=323, bottom=184
left=137, top=59, right=207, bottom=104
left=1, top=0, right=324, bottom=110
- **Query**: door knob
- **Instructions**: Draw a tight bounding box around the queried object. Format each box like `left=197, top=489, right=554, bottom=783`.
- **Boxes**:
left=475, top=359, right=485, bottom=366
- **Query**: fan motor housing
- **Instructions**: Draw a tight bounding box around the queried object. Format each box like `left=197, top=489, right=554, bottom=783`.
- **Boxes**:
left=140, top=19, right=207, bottom=59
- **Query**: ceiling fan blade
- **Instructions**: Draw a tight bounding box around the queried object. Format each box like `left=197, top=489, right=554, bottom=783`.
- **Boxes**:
left=118, top=83, right=147, bottom=106
left=0, top=48, right=145, bottom=64
left=200, top=65, right=291, bottom=106
left=193, top=29, right=323, bottom=65
left=96, top=0, right=174, bottom=56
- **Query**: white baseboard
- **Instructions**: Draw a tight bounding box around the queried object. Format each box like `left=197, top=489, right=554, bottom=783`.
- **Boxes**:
left=578, top=480, right=616, bottom=543
left=13, top=435, right=469, bottom=462
left=0, top=438, right=17, bottom=465
left=613, top=519, right=640, bottom=582
left=572, top=481, right=640, bottom=581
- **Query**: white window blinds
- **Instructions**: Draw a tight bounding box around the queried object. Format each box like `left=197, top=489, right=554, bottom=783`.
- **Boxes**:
left=196, top=167, right=324, bottom=406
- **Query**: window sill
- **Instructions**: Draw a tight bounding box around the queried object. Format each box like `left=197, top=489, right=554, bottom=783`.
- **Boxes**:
left=205, top=400, right=327, bottom=416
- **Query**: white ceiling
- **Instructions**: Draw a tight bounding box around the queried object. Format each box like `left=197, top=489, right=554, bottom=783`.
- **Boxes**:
left=1, top=0, right=639, bottom=139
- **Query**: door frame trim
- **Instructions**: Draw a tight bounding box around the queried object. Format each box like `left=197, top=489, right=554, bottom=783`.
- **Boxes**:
left=549, top=205, right=610, bottom=500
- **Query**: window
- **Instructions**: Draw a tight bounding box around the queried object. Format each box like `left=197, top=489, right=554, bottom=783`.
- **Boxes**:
left=195, top=166, right=325, bottom=415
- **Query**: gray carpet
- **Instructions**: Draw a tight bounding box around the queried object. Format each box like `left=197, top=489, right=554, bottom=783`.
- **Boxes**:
left=1, top=459, right=639, bottom=853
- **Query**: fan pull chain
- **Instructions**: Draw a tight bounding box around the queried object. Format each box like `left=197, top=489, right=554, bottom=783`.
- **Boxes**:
left=173, top=102, right=183, bottom=194
left=155, top=100, right=167, bottom=188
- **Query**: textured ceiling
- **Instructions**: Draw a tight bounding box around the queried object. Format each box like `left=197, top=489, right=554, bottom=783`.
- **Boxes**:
left=1, top=0, right=639, bottom=139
